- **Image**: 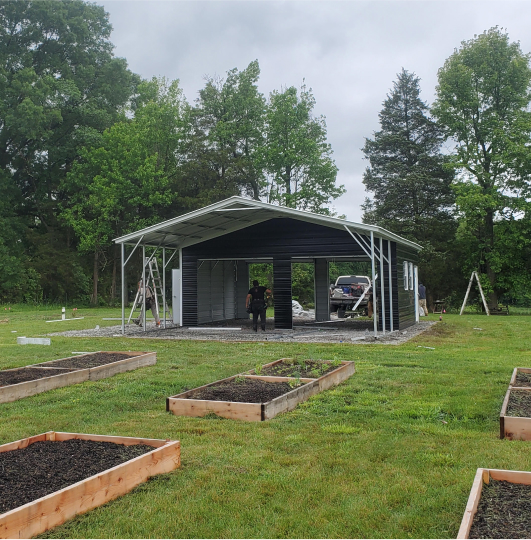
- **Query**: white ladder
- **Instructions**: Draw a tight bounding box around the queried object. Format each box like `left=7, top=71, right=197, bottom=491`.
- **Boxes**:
left=128, top=258, right=171, bottom=325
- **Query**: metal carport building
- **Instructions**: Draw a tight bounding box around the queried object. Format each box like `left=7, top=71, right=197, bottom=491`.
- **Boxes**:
left=114, top=196, right=422, bottom=336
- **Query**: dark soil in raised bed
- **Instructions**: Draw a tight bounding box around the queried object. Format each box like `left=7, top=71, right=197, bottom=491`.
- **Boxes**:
left=515, top=371, right=531, bottom=387
left=43, top=352, right=132, bottom=369
left=0, top=439, right=153, bottom=514
left=506, top=390, right=531, bottom=417
left=0, top=367, right=75, bottom=387
left=259, top=359, right=340, bottom=378
left=469, top=479, right=531, bottom=538
left=189, top=377, right=298, bottom=403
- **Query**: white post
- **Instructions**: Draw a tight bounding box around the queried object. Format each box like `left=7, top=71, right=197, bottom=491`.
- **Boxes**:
left=179, top=248, right=183, bottom=327
left=61, top=307, right=65, bottom=321
left=460, top=272, right=475, bottom=315
left=163, top=247, right=166, bottom=329
left=475, top=271, right=490, bottom=316
left=414, top=265, right=419, bottom=323
left=142, top=245, right=146, bottom=332
left=370, top=231, right=377, bottom=337
left=379, top=237, right=386, bottom=334
left=121, top=243, right=125, bottom=335
left=387, top=240, right=393, bottom=331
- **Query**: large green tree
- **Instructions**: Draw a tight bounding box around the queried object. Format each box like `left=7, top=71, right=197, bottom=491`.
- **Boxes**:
left=63, top=78, right=185, bottom=304
left=0, top=0, right=137, bottom=301
left=432, top=28, right=531, bottom=306
left=362, top=69, right=456, bottom=301
left=187, top=60, right=266, bottom=203
left=264, top=85, right=343, bottom=214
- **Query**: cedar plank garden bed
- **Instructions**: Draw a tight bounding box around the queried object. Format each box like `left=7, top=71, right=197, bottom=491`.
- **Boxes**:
left=458, top=468, right=531, bottom=539
left=0, top=431, right=180, bottom=539
left=167, top=359, right=355, bottom=421
left=0, top=351, right=156, bottom=404
left=499, top=385, right=531, bottom=440
left=509, top=367, right=531, bottom=388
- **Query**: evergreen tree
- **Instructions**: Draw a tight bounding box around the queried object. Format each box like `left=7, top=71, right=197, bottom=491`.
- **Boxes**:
left=362, top=69, right=456, bottom=302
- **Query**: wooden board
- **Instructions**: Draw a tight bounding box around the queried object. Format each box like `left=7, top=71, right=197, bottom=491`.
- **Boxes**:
left=457, top=468, right=531, bottom=539
left=0, top=352, right=156, bottom=404
left=500, top=386, right=531, bottom=440
left=0, top=431, right=180, bottom=539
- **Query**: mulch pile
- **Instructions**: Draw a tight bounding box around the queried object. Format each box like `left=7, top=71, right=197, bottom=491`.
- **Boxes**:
left=506, top=390, right=531, bottom=418
left=189, top=377, right=296, bottom=403
left=0, top=367, right=74, bottom=387
left=44, top=352, right=132, bottom=369
left=469, top=479, right=531, bottom=538
left=260, top=359, right=339, bottom=378
left=0, top=439, right=153, bottom=514
left=515, top=372, right=531, bottom=387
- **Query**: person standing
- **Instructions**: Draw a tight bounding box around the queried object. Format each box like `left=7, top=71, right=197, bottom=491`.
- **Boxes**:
left=246, top=280, right=271, bottom=332
left=418, top=282, right=427, bottom=315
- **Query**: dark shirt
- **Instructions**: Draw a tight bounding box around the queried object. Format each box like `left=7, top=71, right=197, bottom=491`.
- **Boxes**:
left=419, top=284, right=426, bottom=300
left=248, top=286, right=268, bottom=301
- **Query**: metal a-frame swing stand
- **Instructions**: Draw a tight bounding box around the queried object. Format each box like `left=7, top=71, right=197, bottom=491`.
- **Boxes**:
left=128, top=257, right=172, bottom=327
left=459, top=271, right=490, bottom=316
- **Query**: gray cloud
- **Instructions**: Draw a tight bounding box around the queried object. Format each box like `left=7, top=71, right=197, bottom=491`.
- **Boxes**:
left=102, top=0, right=531, bottom=221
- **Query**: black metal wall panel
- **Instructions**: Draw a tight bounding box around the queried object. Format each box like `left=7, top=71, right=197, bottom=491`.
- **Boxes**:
left=314, top=259, right=329, bottom=321
left=273, top=258, right=292, bottom=329
left=396, top=244, right=419, bottom=329
left=184, top=218, right=367, bottom=259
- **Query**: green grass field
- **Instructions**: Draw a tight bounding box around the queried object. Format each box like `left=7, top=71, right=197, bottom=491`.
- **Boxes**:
left=1, top=307, right=530, bottom=538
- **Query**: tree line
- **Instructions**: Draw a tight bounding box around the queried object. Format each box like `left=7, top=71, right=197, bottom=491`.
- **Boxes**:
left=0, top=1, right=342, bottom=305
left=1, top=3, right=529, bottom=310
left=363, top=28, right=531, bottom=310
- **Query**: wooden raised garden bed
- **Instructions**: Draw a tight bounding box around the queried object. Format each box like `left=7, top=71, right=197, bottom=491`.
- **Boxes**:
left=244, top=358, right=355, bottom=392
left=458, top=468, right=531, bottom=539
left=167, top=359, right=355, bottom=421
left=0, top=431, right=180, bottom=539
left=0, top=351, right=156, bottom=404
left=509, top=367, right=531, bottom=388
left=499, top=385, right=531, bottom=440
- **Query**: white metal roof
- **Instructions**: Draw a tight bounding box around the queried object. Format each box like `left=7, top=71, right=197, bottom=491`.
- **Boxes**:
left=113, top=196, right=422, bottom=251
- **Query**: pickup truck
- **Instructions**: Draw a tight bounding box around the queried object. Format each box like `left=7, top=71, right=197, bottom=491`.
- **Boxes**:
left=330, top=275, right=372, bottom=317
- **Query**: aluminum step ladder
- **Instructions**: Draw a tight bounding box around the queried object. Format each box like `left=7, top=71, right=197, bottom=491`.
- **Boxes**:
left=128, top=258, right=171, bottom=326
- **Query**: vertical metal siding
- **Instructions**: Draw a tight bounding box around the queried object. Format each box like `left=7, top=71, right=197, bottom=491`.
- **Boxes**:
left=223, top=261, right=235, bottom=320
left=182, top=252, right=198, bottom=326
left=314, top=259, right=329, bottom=321
left=396, top=244, right=419, bottom=329
left=235, top=261, right=250, bottom=319
left=197, top=261, right=212, bottom=324
left=273, top=259, right=292, bottom=329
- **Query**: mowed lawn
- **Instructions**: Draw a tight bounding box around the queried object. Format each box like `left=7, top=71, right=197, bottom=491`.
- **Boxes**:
left=1, top=308, right=530, bottom=538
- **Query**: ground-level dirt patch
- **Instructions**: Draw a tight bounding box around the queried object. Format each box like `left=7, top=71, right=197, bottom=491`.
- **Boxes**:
left=469, top=479, right=531, bottom=538
left=0, top=439, right=153, bottom=514
left=189, top=378, right=296, bottom=403
left=506, top=390, right=531, bottom=417
left=515, top=372, right=531, bottom=387
left=260, top=359, right=339, bottom=378
left=0, top=367, right=75, bottom=387
left=44, top=352, right=132, bottom=369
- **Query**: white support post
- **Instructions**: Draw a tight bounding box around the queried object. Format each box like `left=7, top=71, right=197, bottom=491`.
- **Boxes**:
left=379, top=237, right=386, bottom=334
left=142, top=245, right=146, bottom=332
left=179, top=249, right=183, bottom=327
left=460, top=273, right=475, bottom=315
left=414, top=265, right=419, bottom=323
left=387, top=240, right=393, bottom=331
left=163, top=247, right=166, bottom=329
left=370, top=231, right=377, bottom=337
left=475, top=271, right=490, bottom=315
left=121, top=243, right=125, bottom=335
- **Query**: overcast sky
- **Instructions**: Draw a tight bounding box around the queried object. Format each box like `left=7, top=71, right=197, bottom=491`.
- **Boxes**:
left=100, top=0, right=531, bottom=222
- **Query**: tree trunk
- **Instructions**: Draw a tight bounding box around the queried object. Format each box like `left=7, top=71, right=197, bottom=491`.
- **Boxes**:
left=91, top=250, right=99, bottom=305
left=484, top=208, right=498, bottom=308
